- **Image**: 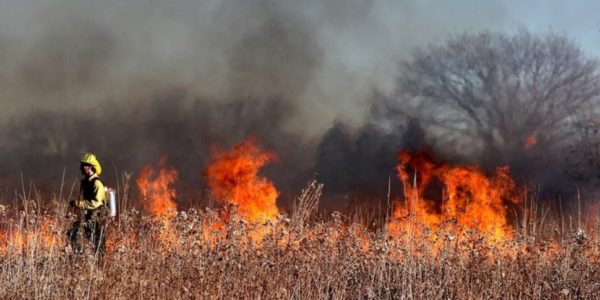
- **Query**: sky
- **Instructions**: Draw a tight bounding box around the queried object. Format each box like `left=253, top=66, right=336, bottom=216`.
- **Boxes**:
left=0, top=0, right=599, bottom=137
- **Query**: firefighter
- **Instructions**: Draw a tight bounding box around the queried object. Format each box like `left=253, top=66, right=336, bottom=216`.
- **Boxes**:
left=68, top=153, right=109, bottom=255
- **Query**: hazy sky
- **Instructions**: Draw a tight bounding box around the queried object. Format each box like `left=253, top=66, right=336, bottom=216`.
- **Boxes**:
left=1, top=0, right=599, bottom=137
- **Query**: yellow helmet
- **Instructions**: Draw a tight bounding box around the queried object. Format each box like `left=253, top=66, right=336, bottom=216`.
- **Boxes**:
left=80, top=153, right=102, bottom=175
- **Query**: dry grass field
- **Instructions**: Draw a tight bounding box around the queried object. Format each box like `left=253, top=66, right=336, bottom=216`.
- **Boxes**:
left=1, top=142, right=599, bottom=299
left=0, top=182, right=598, bottom=299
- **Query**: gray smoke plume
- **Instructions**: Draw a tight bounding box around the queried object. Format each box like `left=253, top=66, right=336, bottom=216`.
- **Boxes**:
left=0, top=0, right=328, bottom=201
left=0, top=0, right=519, bottom=130
left=2, top=0, right=599, bottom=207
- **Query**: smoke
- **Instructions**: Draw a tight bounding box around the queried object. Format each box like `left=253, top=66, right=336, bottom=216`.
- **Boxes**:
left=0, top=0, right=517, bottom=130
left=0, top=0, right=327, bottom=198
left=0, top=94, right=315, bottom=204
left=313, top=95, right=429, bottom=204
left=2, top=0, right=598, bottom=205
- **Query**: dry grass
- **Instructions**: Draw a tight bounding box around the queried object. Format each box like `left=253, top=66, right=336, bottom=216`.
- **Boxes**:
left=0, top=182, right=599, bottom=299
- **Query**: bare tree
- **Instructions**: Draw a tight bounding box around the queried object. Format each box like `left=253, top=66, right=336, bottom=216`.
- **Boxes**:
left=396, top=30, right=600, bottom=165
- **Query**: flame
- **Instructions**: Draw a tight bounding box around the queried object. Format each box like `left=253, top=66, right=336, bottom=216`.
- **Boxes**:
left=524, top=135, right=537, bottom=150
left=389, top=150, right=522, bottom=243
left=136, top=157, right=178, bottom=246
left=0, top=218, right=58, bottom=254
left=137, top=157, right=178, bottom=219
left=206, top=138, right=279, bottom=224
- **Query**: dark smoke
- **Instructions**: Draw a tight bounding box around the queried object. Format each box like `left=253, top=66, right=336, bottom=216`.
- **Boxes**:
left=0, top=94, right=313, bottom=204
left=314, top=95, right=430, bottom=206
left=0, top=0, right=324, bottom=204
left=2, top=1, right=600, bottom=209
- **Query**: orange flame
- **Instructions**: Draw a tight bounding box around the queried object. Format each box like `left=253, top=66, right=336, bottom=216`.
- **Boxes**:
left=0, top=218, right=58, bottom=254
left=136, top=157, right=178, bottom=219
left=390, top=150, right=522, bottom=243
left=206, top=138, right=279, bottom=224
left=136, top=157, right=178, bottom=247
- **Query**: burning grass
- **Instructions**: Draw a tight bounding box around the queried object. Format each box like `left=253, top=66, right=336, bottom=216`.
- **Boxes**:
left=390, top=150, right=523, bottom=245
left=0, top=186, right=599, bottom=299
left=0, top=141, right=599, bottom=298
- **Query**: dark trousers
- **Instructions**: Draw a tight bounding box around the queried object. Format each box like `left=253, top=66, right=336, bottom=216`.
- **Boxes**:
left=68, top=208, right=109, bottom=254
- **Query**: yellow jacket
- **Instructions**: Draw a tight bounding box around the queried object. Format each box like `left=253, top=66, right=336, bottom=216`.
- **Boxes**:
left=76, top=174, right=106, bottom=210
